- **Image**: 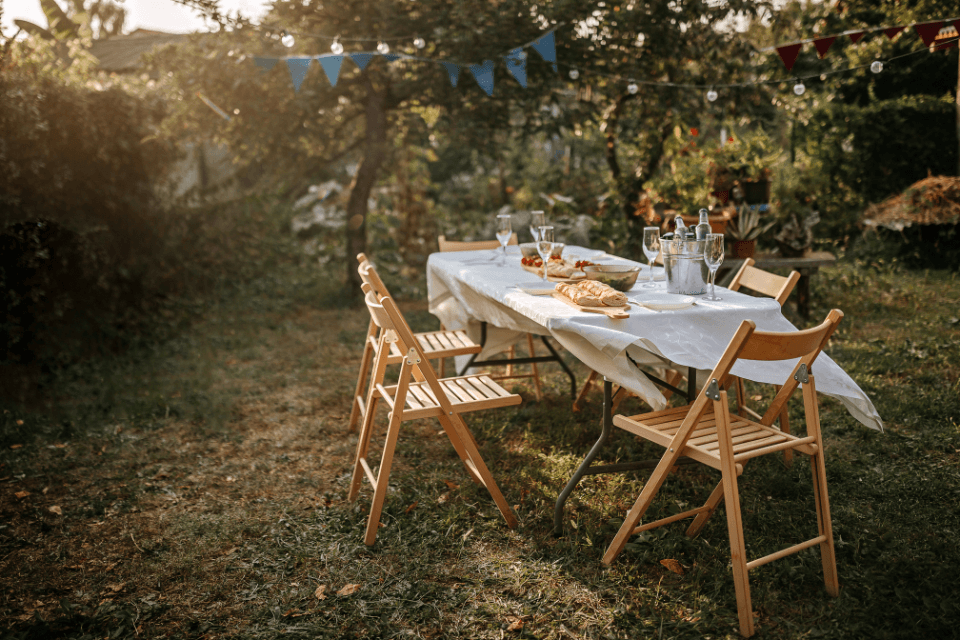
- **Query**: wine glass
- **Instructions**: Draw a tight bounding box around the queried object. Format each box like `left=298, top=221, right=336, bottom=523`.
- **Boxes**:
left=529, top=210, right=545, bottom=242
left=536, top=225, right=555, bottom=283
left=703, top=233, right=724, bottom=301
left=496, top=214, right=512, bottom=265
left=642, top=227, right=660, bottom=288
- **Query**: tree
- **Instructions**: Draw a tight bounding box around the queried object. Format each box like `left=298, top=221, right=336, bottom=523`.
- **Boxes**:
left=161, top=0, right=775, bottom=293
left=5, top=0, right=126, bottom=41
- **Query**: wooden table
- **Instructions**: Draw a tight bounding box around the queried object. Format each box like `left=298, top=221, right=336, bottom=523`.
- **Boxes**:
left=718, top=251, right=837, bottom=320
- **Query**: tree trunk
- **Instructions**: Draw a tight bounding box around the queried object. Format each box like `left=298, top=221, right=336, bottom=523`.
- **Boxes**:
left=344, top=76, right=388, bottom=302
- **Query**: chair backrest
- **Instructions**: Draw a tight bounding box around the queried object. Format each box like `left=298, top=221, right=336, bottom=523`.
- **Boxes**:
left=357, top=253, right=391, bottom=300
left=438, top=233, right=518, bottom=252
left=728, top=258, right=801, bottom=306
left=701, top=309, right=844, bottom=425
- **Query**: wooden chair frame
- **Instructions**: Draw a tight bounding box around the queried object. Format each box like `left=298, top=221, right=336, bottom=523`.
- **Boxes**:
left=436, top=235, right=543, bottom=401
left=437, top=233, right=517, bottom=253
left=349, top=286, right=521, bottom=545
left=602, top=309, right=843, bottom=637
left=348, top=254, right=482, bottom=433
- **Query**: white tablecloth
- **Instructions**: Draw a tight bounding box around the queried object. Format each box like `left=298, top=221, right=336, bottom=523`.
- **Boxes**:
left=426, top=245, right=883, bottom=431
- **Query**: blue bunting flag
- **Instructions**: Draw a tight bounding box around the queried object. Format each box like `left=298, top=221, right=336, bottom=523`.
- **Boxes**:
left=505, top=48, right=527, bottom=88
left=531, top=31, right=558, bottom=72
left=318, top=55, right=344, bottom=86
left=469, top=59, right=495, bottom=96
left=349, top=53, right=376, bottom=71
left=285, top=58, right=313, bottom=92
left=441, top=61, right=461, bottom=87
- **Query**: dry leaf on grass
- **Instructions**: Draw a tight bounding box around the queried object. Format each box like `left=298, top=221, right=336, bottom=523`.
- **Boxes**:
left=314, top=585, right=327, bottom=600
left=337, top=583, right=360, bottom=596
left=505, top=616, right=524, bottom=631
left=106, top=583, right=125, bottom=593
left=438, top=492, right=450, bottom=505
left=405, top=501, right=418, bottom=514
left=48, top=506, right=62, bottom=516
left=15, top=491, right=30, bottom=499
left=444, top=480, right=459, bottom=490
left=751, top=395, right=763, bottom=402
left=660, top=559, right=684, bottom=575
left=10, top=444, right=23, bottom=449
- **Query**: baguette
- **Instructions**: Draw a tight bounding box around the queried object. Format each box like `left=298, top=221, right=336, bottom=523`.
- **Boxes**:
left=555, top=283, right=603, bottom=307
left=577, top=280, right=628, bottom=307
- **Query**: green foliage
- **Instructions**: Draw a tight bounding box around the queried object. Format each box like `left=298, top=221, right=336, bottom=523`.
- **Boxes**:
left=799, top=95, right=957, bottom=239
left=852, top=224, right=960, bottom=271
left=727, top=204, right=776, bottom=241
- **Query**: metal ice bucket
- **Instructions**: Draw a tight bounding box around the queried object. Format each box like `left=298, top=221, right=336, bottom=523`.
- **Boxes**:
left=663, top=237, right=708, bottom=295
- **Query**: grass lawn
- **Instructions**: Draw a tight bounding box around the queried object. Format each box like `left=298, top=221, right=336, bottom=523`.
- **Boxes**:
left=1, top=203, right=959, bottom=639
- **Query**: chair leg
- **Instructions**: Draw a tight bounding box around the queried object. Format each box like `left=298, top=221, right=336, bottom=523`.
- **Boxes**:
left=775, top=385, right=793, bottom=468
left=363, top=409, right=404, bottom=546
left=734, top=376, right=747, bottom=418
left=348, top=394, right=380, bottom=502
left=526, top=334, right=542, bottom=401
left=610, top=385, right=630, bottom=414
left=685, top=480, right=726, bottom=537
left=440, top=413, right=517, bottom=529
left=602, top=451, right=678, bottom=565
left=435, top=413, right=484, bottom=486
left=573, top=370, right=600, bottom=412
left=716, top=395, right=755, bottom=637
left=804, top=380, right=839, bottom=597
left=506, top=345, right=516, bottom=377
left=661, top=369, right=685, bottom=401
left=348, top=328, right=377, bottom=433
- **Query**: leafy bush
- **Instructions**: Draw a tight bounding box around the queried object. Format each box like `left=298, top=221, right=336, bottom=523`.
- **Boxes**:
left=852, top=224, right=960, bottom=271
left=800, top=95, right=957, bottom=240
left=0, top=38, right=175, bottom=378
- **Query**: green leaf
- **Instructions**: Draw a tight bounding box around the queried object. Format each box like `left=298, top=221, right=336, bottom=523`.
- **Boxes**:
left=40, top=0, right=79, bottom=39
left=14, top=19, right=56, bottom=40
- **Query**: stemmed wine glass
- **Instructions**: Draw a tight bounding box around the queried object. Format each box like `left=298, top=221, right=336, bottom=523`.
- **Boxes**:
left=536, top=225, right=555, bottom=283
left=529, top=210, right=545, bottom=242
left=496, top=214, right=512, bottom=266
left=703, top=233, right=724, bottom=301
left=642, top=227, right=661, bottom=288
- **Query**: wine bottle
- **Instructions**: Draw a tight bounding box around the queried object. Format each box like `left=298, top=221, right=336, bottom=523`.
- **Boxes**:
left=696, top=208, right=711, bottom=240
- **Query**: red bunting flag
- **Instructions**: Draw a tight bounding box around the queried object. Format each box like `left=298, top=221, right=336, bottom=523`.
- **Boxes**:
left=848, top=31, right=865, bottom=43
left=913, top=21, right=944, bottom=46
left=813, top=36, right=837, bottom=59
left=776, top=43, right=803, bottom=71
left=884, top=26, right=905, bottom=39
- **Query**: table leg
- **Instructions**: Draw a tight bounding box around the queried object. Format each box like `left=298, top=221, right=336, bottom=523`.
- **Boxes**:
left=796, top=268, right=815, bottom=321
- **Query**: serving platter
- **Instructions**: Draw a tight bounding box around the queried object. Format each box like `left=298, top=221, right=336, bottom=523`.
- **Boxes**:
left=551, top=292, right=630, bottom=319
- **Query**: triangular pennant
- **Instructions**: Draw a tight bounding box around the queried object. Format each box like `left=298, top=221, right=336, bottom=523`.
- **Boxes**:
left=469, top=59, right=495, bottom=96
left=382, top=53, right=400, bottom=62
left=317, top=55, right=344, bottom=86
left=254, top=57, right=278, bottom=73
left=914, top=21, right=944, bottom=47
left=776, top=43, right=803, bottom=71
left=285, top=57, right=312, bottom=92
left=349, top=53, right=376, bottom=71
left=505, top=47, right=528, bottom=88
left=531, top=31, right=558, bottom=72
left=884, top=26, right=905, bottom=39
left=441, top=61, right=461, bottom=87
left=848, top=31, right=865, bottom=43
left=813, top=36, right=836, bottom=59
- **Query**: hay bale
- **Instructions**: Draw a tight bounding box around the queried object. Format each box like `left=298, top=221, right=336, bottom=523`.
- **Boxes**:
left=862, top=176, right=960, bottom=231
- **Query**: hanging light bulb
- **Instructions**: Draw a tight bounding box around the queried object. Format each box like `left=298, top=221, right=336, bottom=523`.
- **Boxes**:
left=870, top=60, right=883, bottom=74
left=280, top=31, right=295, bottom=48
left=627, top=82, right=638, bottom=94
left=413, top=37, right=425, bottom=49
left=706, top=88, right=718, bottom=102
left=377, top=41, right=390, bottom=54
left=793, top=79, right=806, bottom=96
left=330, top=37, right=343, bottom=55
left=568, top=69, right=579, bottom=80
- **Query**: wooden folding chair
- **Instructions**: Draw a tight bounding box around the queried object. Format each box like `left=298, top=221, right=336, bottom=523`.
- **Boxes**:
left=437, top=233, right=517, bottom=252
left=727, top=258, right=801, bottom=462
left=602, top=309, right=843, bottom=637
left=347, top=254, right=483, bottom=434
left=437, top=234, right=543, bottom=401
left=349, top=285, right=521, bottom=545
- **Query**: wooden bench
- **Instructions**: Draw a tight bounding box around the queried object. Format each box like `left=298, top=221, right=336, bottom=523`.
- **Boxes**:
left=718, top=251, right=837, bottom=320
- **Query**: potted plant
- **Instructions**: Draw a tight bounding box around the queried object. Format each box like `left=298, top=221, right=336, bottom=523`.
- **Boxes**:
left=727, top=204, right=776, bottom=258
left=709, top=128, right=780, bottom=205
left=769, top=164, right=822, bottom=257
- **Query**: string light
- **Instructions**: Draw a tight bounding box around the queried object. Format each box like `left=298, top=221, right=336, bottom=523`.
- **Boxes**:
left=627, top=82, right=638, bottom=94
left=413, top=37, right=426, bottom=49
left=330, top=37, right=343, bottom=54
left=280, top=31, right=295, bottom=48
left=793, top=79, right=806, bottom=96
left=377, top=41, right=390, bottom=54
left=569, top=69, right=579, bottom=80
left=706, top=88, right=718, bottom=102
left=870, top=60, right=883, bottom=73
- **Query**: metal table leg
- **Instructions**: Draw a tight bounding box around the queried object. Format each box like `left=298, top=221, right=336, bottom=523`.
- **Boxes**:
left=553, top=367, right=699, bottom=536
